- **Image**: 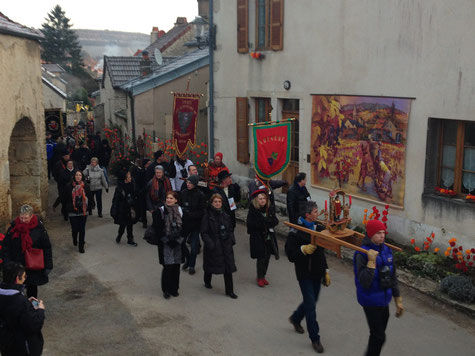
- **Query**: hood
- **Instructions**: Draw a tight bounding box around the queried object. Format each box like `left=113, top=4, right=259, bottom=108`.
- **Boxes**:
left=0, top=283, right=24, bottom=296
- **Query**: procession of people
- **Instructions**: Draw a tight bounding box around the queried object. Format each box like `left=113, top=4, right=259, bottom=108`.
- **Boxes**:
left=0, top=131, right=405, bottom=356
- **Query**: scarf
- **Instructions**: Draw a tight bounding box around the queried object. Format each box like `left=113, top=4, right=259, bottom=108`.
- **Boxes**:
left=164, top=204, right=182, bottom=237
left=298, top=216, right=316, bottom=231
left=11, top=215, right=39, bottom=253
left=72, top=181, right=87, bottom=216
left=150, top=176, right=172, bottom=202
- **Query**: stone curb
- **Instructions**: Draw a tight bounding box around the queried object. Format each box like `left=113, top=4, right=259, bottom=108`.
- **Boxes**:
left=235, top=208, right=475, bottom=318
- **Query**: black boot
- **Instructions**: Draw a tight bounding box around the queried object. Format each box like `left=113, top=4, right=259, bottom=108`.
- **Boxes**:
left=127, top=237, right=138, bottom=247
left=116, top=235, right=121, bottom=243
left=79, top=245, right=85, bottom=253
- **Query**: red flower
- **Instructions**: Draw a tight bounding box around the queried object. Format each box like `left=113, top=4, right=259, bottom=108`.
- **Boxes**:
left=410, top=239, right=415, bottom=244
left=431, top=232, right=435, bottom=238
left=469, top=262, right=474, bottom=266
left=385, top=204, right=389, bottom=209
left=471, top=248, right=475, bottom=254
left=450, top=241, right=456, bottom=247
left=459, top=246, right=463, bottom=251
left=382, top=210, right=388, bottom=216
left=424, top=245, right=430, bottom=250
left=426, top=237, right=432, bottom=242
left=382, top=216, right=388, bottom=222
left=467, top=255, right=471, bottom=260
left=453, top=248, right=458, bottom=253
left=0, top=233, right=5, bottom=241
left=414, top=247, right=421, bottom=252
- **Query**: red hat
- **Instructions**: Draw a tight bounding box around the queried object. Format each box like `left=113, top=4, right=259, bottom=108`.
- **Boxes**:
left=251, top=188, right=267, bottom=199
left=215, top=152, right=223, bottom=160
left=366, top=220, right=387, bottom=238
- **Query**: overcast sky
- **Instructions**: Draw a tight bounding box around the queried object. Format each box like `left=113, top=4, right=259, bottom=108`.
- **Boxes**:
left=2, top=0, right=199, bottom=34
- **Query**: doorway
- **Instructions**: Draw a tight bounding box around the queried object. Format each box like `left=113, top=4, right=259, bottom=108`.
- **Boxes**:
left=282, top=99, right=299, bottom=191
left=8, top=117, right=41, bottom=217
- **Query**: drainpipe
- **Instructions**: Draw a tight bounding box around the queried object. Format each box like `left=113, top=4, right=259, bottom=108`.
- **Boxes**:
left=208, top=0, right=215, bottom=158
left=128, top=90, right=137, bottom=149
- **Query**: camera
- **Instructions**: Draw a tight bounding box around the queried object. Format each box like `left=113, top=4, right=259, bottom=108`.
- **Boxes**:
left=379, top=265, right=393, bottom=289
left=219, top=224, right=227, bottom=239
left=181, top=168, right=188, bottom=178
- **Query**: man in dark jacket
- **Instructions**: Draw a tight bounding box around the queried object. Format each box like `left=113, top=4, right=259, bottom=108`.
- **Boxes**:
left=180, top=175, right=206, bottom=274
left=130, top=158, right=148, bottom=228
left=180, top=165, right=211, bottom=199
left=0, top=262, right=45, bottom=356
left=285, top=201, right=330, bottom=354
left=71, top=141, right=92, bottom=171
left=212, top=171, right=241, bottom=230
left=286, top=172, right=311, bottom=224
left=145, top=150, right=176, bottom=183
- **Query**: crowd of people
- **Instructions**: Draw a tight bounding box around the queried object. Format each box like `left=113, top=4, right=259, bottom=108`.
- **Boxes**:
left=0, top=137, right=404, bottom=355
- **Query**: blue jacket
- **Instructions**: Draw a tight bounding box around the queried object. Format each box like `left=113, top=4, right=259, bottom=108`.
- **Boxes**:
left=353, top=237, right=397, bottom=307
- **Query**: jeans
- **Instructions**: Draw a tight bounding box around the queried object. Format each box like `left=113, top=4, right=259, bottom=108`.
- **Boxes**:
left=88, top=189, right=103, bottom=215
left=70, top=215, right=87, bottom=247
left=118, top=224, right=134, bottom=241
left=256, top=244, right=271, bottom=279
left=187, top=230, right=201, bottom=268
left=162, top=264, right=180, bottom=294
left=363, top=306, right=390, bottom=356
left=291, top=278, right=322, bottom=342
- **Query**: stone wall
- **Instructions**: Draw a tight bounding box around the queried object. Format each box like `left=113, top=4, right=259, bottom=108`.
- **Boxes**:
left=0, top=33, right=46, bottom=230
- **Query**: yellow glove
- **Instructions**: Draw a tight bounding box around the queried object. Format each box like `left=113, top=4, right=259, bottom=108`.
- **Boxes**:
left=322, top=272, right=331, bottom=287
left=366, top=249, right=379, bottom=269
left=394, top=296, right=404, bottom=317
left=302, top=244, right=317, bottom=255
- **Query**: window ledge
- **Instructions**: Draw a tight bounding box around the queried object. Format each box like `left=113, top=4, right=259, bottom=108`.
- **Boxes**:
left=421, top=192, right=475, bottom=209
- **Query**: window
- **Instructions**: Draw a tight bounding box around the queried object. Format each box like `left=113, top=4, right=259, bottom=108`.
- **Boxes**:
left=425, top=118, right=475, bottom=196
left=255, top=0, right=284, bottom=51
left=237, top=0, right=249, bottom=53
left=255, top=97, right=272, bottom=123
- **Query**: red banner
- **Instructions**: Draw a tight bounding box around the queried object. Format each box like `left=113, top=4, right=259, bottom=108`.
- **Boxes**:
left=253, top=122, right=291, bottom=179
left=172, top=94, right=200, bottom=157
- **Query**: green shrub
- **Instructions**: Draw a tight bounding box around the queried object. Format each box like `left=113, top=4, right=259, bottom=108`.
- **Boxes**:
left=440, top=275, right=475, bottom=303
left=406, top=253, right=450, bottom=280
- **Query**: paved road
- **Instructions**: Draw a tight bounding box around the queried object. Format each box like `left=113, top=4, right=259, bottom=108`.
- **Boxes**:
left=40, top=184, right=475, bottom=355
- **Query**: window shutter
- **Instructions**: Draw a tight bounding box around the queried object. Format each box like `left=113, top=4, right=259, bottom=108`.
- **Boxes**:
left=236, top=97, right=250, bottom=163
left=270, top=0, right=284, bottom=50
left=237, top=0, right=249, bottom=53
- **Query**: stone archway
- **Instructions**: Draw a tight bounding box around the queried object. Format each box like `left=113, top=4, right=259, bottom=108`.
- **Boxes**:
left=8, top=117, right=41, bottom=218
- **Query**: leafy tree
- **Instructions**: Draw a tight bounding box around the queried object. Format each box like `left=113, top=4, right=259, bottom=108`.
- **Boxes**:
left=40, top=5, right=84, bottom=74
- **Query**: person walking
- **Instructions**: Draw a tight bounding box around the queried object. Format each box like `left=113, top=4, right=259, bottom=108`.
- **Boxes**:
left=146, top=150, right=176, bottom=182
left=206, top=152, right=229, bottom=186
left=83, top=157, right=108, bottom=217
left=180, top=174, right=206, bottom=275
left=212, top=171, right=241, bottom=230
left=130, top=158, right=148, bottom=228
left=71, top=141, right=92, bottom=171
left=64, top=170, right=89, bottom=253
left=110, top=171, right=138, bottom=246
left=353, top=219, right=404, bottom=356
left=157, top=191, right=184, bottom=299
left=286, top=172, right=311, bottom=224
left=285, top=201, right=331, bottom=353
left=201, top=194, right=238, bottom=299
left=45, top=131, right=56, bottom=180
left=1, top=205, right=53, bottom=299
left=0, top=262, right=45, bottom=356
left=171, top=154, right=193, bottom=191
left=146, top=165, right=173, bottom=228
left=246, top=189, right=279, bottom=287
left=57, top=160, right=75, bottom=221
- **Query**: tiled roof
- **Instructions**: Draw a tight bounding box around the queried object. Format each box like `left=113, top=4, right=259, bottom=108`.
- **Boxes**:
left=42, top=63, right=66, bottom=73
left=144, top=23, right=192, bottom=59
left=103, top=55, right=175, bottom=89
left=42, top=76, right=67, bottom=99
left=121, top=47, right=209, bottom=96
left=0, top=12, right=43, bottom=41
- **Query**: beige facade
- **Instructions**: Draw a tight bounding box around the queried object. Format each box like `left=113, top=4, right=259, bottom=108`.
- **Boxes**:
left=0, top=33, right=47, bottom=230
left=42, top=81, right=67, bottom=111
left=127, top=66, right=209, bottom=153
left=212, top=0, right=475, bottom=247
left=101, top=68, right=128, bottom=132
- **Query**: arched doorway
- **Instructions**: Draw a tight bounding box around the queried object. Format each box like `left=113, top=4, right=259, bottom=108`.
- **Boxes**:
left=8, top=117, right=41, bottom=218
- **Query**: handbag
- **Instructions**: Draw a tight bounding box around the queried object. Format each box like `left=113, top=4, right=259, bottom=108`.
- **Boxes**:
left=143, top=226, right=159, bottom=246
left=24, top=248, right=45, bottom=271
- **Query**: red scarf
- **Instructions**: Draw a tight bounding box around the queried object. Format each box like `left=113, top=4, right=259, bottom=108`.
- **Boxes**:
left=11, top=214, right=39, bottom=253
left=72, top=181, right=87, bottom=216
left=150, top=176, right=172, bottom=202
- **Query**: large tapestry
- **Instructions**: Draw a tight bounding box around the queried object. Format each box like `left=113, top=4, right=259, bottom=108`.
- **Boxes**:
left=310, top=95, right=412, bottom=207
left=172, top=93, right=200, bottom=157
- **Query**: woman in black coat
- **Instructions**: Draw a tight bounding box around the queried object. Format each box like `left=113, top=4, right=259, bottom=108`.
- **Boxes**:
left=200, top=193, right=238, bottom=299
left=110, top=171, right=138, bottom=246
left=63, top=170, right=90, bottom=253
left=246, top=189, right=279, bottom=288
left=1, top=205, right=53, bottom=298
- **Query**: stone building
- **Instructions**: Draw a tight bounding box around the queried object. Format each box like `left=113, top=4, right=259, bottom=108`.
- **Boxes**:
left=0, top=13, right=47, bottom=230
left=210, top=0, right=475, bottom=247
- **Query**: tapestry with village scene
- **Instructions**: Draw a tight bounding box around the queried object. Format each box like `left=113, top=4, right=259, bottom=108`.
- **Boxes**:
left=310, top=95, right=412, bottom=208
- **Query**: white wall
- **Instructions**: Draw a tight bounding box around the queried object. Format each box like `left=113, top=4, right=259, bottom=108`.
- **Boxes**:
left=213, top=0, right=475, bottom=246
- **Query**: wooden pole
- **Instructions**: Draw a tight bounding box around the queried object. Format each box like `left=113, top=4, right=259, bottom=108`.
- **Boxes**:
left=284, top=222, right=369, bottom=255
left=352, top=230, right=402, bottom=252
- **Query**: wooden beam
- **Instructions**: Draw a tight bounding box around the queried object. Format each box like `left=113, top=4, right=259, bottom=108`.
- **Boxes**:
left=352, top=230, right=403, bottom=252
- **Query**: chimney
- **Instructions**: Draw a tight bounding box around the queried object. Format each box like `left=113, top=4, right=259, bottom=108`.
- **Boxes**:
left=140, top=51, right=152, bottom=77
left=175, top=17, right=188, bottom=26
left=150, top=27, right=159, bottom=44
left=197, top=0, right=209, bottom=20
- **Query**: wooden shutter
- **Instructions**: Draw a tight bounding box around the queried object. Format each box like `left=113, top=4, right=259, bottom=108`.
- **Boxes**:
left=237, top=0, right=249, bottom=53
left=270, top=0, right=283, bottom=50
left=236, top=97, right=250, bottom=163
